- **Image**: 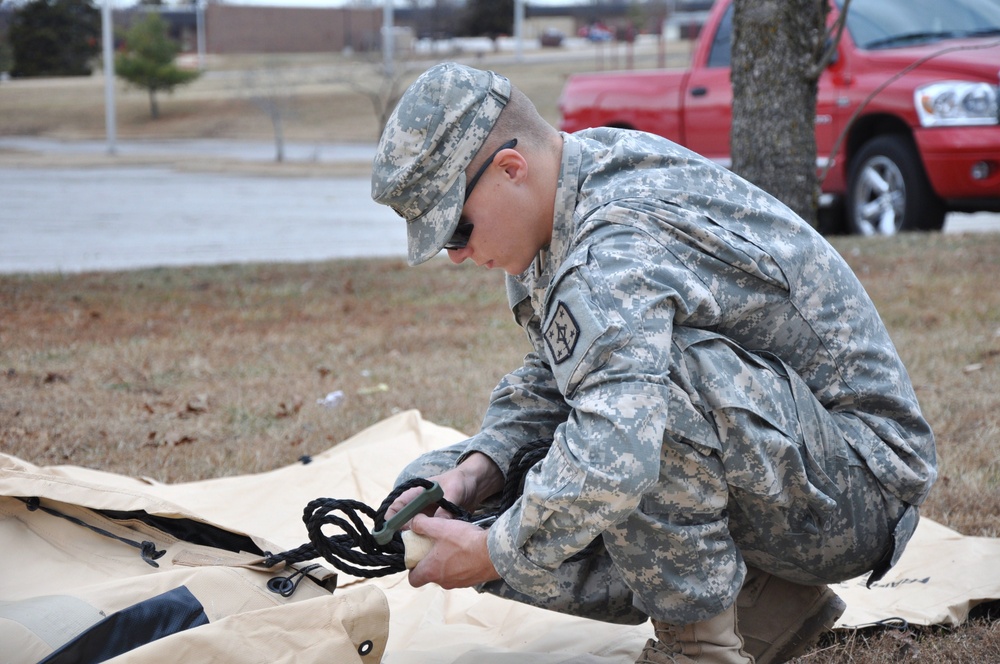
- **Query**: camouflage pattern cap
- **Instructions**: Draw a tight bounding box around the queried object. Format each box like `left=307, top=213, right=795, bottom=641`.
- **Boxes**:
left=371, top=62, right=511, bottom=265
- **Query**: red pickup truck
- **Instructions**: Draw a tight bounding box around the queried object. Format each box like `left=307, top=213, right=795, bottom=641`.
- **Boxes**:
left=558, top=0, right=1000, bottom=235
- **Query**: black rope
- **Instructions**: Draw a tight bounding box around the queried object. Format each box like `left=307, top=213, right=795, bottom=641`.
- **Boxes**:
left=14, top=440, right=598, bottom=600
left=20, top=497, right=167, bottom=568
left=262, top=477, right=470, bottom=577
left=264, top=438, right=601, bottom=581
left=266, top=563, right=325, bottom=597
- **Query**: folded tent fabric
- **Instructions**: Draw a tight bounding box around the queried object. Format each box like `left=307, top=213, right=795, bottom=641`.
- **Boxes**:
left=0, top=512, right=389, bottom=663
left=0, top=440, right=390, bottom=663
left=3, top=410, right=1000, bottom=664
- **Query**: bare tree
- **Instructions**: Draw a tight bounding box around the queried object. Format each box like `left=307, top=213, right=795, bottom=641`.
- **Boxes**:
left=242, top=64, right=296, bottom=163
left=342, top=59, right=415, bottom=135
left=730, top=0, right=849, bottom=226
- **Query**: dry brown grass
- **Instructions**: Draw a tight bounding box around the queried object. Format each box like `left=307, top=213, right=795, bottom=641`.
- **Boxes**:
left=0, top=43, right=691, bottom=144
left=0, top=259, right=520, bottom=480
left=2, top=47, right=999, bottom=662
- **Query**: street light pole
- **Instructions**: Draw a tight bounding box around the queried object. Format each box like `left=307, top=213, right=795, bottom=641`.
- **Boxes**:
left=514, top=0, right=525, bottom=63
left=101, top=0, right=117, bottom=156
left=196, top=0, right=206, bottom=70
left=383, top=0, right=394, bottom=76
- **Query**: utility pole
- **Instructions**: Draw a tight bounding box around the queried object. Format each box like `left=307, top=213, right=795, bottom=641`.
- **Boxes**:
left=196, top=0, right=206, bottom=70
left=383, top=0, right=394, bottom=76
left=101, top=0, right=116, bottom=155
left=514, top=0, right=524, bottom=62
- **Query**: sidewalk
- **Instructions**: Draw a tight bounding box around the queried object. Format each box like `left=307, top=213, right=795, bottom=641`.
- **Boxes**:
left=0, top=136, right=378, bottom=166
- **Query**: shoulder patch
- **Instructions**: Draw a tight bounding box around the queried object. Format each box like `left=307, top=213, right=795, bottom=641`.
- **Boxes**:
left=543, top=301, right=580, bottom=364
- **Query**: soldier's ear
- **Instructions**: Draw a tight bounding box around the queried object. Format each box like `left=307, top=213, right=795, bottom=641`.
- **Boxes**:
left=496, top=149, right=527, bottom=184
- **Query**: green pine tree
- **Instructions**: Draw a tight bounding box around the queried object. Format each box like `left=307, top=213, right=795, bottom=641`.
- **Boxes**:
left=464, top=0, right=514, bottom=43
left=9, top=0, right=101, bottom=78
left=115, top=13, right=199, bottom=119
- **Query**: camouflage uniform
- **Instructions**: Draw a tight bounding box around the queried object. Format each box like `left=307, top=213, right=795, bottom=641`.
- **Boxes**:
left=375, top=64, right=937, bottom=628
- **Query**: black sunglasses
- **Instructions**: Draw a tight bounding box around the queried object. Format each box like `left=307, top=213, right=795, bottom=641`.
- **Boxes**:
left=443, top=221, right=475, bottom=251
left=464, top=138, right=518, bottom=202
left=444, top=138, right=518, bottom=252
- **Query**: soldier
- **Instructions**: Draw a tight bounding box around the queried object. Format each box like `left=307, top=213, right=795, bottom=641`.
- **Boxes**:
left=371, top=62, right=936, bottom=664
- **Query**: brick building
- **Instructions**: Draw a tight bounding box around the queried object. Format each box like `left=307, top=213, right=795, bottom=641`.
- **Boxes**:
left=202, top=5, right=383, bottom=55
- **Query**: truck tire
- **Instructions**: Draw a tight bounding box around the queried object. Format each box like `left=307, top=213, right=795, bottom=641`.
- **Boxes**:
left=846, top=135, right=946, bottom=235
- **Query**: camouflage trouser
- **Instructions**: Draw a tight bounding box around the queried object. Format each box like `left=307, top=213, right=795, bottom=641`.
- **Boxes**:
left=396, top=331, right=915, bottom=625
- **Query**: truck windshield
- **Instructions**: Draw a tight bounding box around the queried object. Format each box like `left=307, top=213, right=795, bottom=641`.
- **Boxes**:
left=841, top=0, right=1000, bottom=50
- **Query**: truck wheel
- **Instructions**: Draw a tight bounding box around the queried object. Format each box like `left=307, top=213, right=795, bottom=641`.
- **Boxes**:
left=847, top=135, right=946, bottom=235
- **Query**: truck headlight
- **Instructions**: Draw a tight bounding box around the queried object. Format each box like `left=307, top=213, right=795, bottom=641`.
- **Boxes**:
left=914, top=81, right=999, bottom=127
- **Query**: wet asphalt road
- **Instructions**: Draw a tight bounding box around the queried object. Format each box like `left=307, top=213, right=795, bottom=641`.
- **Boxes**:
left=1, top=165, right=404, bottom=274
left=1, top=138, right=997, bottom=274
left=1, top=138, right=405, bottom=273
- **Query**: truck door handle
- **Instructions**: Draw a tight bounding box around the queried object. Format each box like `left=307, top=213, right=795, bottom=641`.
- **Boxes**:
left=690, top=87, right=708, bottom=97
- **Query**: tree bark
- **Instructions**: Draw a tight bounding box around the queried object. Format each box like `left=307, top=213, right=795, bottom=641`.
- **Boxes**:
left=730, top=0, right=828, bottom=226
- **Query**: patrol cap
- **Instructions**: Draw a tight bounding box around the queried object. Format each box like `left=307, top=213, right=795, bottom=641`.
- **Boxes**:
left=371, top=62, right=511, bottom=265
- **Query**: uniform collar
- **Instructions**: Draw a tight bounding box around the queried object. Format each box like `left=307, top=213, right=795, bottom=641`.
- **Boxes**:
left=530, top=133, right=582, bottom=283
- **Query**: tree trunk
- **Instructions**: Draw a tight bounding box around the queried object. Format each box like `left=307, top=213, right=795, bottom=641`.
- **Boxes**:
left=730, top=0, right=828, bottom=226
left=149, top=88, right=159, bottom=120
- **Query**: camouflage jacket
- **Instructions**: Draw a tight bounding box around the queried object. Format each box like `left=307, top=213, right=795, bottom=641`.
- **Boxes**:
left=462, top=128, right=937, bottom=606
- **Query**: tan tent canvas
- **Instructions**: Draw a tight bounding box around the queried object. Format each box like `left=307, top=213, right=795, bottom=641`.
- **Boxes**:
left=3, top=410, right=999, bottom=663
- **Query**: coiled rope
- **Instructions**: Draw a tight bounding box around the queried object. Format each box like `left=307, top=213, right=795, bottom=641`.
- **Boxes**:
left=263, top=438, right=598, bottom=579
left=262, top=477, right=467, bottom=578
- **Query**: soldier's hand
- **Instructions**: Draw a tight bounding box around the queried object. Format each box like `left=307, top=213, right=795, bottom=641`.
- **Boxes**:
left=406, top=513, right=501, bottom=589
left=385, top=452, right=504, bottom=523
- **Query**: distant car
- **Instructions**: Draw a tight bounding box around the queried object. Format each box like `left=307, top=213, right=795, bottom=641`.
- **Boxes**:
left=559, top=0, right=1000, bottom=235
left=579, top=24, right=613, bottom=43
left=540, top=28, right=564, bottom=48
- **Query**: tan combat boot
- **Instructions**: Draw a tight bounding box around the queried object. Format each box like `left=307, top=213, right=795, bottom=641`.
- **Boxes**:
left=736, top=567, right=846, bottom=664
left=636, top=602, right=753, bottom=664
